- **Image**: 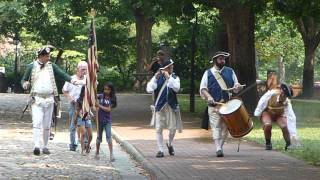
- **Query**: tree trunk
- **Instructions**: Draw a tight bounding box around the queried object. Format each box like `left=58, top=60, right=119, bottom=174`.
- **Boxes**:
left=214, top=24, right=228, bottom=52
left=278, top=56, right=285, bottom=83
left=190, top=13, right=197, bottom=113
left=16, top=42, right=21, bottom=74
left=55, top=49, right=64, bottom=66
left=302, top=45, right=316, bottom=97
left=295, top=17, right=320, bottom=98
left=135, top=14, right=154, bottom=73
left=134, top=12, right=154, bottom=91
left=220, top=6, right=258, bottom=114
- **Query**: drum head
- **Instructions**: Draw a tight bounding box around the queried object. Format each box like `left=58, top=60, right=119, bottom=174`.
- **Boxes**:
left=219, top=99, right=242, bottom=115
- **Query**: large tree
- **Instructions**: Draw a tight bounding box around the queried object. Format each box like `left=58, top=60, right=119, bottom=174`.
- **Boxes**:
left=274, top=0, right=320, bottom=97
left=209, top=0, right=265, bottom=113
left=130, top=1, right=155, bottom=74
left=125, top=0, right=187, bottom=89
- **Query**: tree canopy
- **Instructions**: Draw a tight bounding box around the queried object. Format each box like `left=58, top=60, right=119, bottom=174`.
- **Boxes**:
left=0, top=0, right=319, bottom=98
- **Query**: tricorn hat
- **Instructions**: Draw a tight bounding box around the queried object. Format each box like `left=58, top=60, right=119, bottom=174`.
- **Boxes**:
left=280, top=83, right=293, bottom=98
left=37, top=46, right=54, bottom=56
left=210, top=51, right=230, bottom=63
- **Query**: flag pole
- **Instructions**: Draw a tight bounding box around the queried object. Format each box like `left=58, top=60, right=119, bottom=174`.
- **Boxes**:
left=89, top=9, right=99, bottom=136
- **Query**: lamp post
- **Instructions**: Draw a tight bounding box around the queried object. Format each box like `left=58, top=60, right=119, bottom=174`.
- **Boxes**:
left=13, top=33, right=20, bottom=93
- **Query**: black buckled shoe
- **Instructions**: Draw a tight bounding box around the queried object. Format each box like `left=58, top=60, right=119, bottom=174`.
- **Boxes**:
left=156, top=151, right=164, bottom=158
left=265, top=143, right=272, bottom=150
left=216, top=150, right=224, bottom=157
left=166, top=143, right=175, bottom=156
left=33, top=148, right=40, bottom=156
left=69, top=144, right=77, bottom=151
left=42, top=148, right=51, bottom=155
left=49, top=132, right=54, bottom=140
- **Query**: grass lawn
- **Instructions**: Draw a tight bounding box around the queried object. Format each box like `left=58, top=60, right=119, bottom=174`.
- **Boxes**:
left=178, top=94, right=320, bottom=166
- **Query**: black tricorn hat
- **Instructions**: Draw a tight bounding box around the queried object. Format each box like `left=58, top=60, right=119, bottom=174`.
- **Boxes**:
left=280, top=83, right=293, bottom=98
left=210, top=51, right=230, bottom=63
left=37, top=46, right=54, bottom=56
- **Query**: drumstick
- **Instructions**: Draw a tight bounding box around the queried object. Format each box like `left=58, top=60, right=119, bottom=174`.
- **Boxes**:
left=215, top=102, right=225, bottom=105
left=224, top=84, right=246, bottom=91
left=207, top=102, right=225, bottom=106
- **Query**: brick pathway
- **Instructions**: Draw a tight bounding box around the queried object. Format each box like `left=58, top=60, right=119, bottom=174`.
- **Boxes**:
left=112, top=94, right=320, bottom=180
left=0, top=93, right=148, bottom=180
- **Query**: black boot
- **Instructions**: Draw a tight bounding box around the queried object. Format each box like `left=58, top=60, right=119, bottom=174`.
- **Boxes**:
left=49, top=132, right=54, bottom=140
left=33, top=148, right=40, bottom=155
left=166, top=143, right=175, bottom=156
left=216, top=150, right=224, bottom=157
left=156, top=151, right=164, bottom=158
left=265, top=143, right=272, bottom=150
left=42, top=147, right=50, bottom=155
left=265, top=139, right=272, bottom=150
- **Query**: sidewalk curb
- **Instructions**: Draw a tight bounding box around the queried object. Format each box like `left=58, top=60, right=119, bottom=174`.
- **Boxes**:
left=112, top=128, right=168, bottom=180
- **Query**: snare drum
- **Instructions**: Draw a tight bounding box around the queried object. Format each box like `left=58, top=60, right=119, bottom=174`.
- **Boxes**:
left=219, top=99, right=253, bottom=138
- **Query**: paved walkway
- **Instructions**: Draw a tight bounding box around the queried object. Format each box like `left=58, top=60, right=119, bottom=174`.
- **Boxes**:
left=0, top=93, right=148, bottom=180
left=112, top=94, right=320, bottom=180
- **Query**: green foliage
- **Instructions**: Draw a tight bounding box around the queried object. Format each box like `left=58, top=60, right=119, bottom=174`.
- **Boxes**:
left=0, top=0, right=26, bottom=36
left=0, top=53, right=15, bottom=72
left=274, top=0, right=320, bottom=21
left=207, top=0, right=266, bottom=13
left=255, top=9, right=305, bottom=84
left=160, top=4, right=221, bottom=82
left=178, top=94, right=207, bottom=116
left=1, top=0, right=318, bottom=92
left=23, top=1, right=83, bottom=47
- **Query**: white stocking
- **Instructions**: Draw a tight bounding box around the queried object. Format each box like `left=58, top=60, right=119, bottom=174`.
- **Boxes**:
left=43, top=129, right=50, bottom=148
left=33, top=128, right=41, bottom=148
left=215, top=139, right=222, bottom=152
left=156, top=128, right=164, bottom=152
left=168, top=129, right=176, bottom=146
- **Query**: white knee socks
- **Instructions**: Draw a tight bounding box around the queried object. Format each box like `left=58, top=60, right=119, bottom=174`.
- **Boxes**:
left=215, top=139, right=222, bottom=152
left=33, top=128, right=41, bottom=148
left=168, top=130, right=176, bottom=146
left=156, top=129, right=164, bottom=152
left=43, top=129, right=50, bottom=148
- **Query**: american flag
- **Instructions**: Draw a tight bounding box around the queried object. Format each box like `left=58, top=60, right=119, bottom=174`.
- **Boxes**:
left=82, top=19, right=99, bottom=117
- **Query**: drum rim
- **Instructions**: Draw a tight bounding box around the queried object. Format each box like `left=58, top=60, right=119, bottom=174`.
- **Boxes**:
left=219, top=99, right=242, bottom=115
left=229, top=119, right=254, bottom=138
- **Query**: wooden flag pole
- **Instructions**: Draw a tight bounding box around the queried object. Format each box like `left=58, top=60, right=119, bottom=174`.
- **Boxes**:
left=88, top=8, right=99, bottom=136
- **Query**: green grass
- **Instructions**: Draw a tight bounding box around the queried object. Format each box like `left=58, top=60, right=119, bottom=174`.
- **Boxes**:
left=178, top=95, right=320, bottom=166
left=178, top=94, right=207, bottom=116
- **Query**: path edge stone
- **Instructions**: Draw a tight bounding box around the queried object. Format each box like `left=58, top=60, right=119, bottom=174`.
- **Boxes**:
left=112, top=128, right=168, bottom=180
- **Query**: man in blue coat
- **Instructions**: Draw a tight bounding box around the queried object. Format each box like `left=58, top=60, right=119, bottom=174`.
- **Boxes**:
left=199, top=51, right=242, bottom=157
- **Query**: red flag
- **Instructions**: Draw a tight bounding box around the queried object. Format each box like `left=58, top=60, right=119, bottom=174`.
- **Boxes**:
left=83, top=19, right=99, bottom=115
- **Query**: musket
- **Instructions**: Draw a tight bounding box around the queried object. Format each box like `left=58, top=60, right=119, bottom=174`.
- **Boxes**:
left=19, top=97, right=35, bottom=120
left=19, top=104, right=29, bottom=120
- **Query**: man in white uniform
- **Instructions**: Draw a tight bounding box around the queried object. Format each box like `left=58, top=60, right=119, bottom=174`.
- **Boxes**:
left=21, top=47, right=80, bottom=155
left=62, top=61, right=87, bottom=151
